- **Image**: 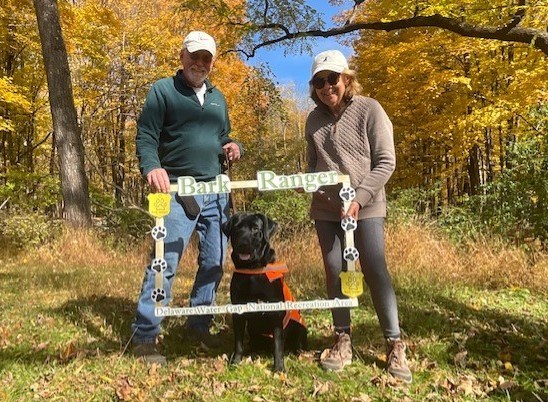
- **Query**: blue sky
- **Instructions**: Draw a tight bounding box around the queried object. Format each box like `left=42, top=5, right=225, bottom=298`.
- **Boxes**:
left=248, top=1, right=353, bottom=96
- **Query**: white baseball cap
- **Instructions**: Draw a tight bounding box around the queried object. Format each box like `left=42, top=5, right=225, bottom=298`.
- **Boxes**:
left=183, top=31, right=216, bottom=57
left=311, top=50, right=349, bottom=79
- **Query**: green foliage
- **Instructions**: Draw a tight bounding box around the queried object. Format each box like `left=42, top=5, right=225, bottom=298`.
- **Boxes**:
left=0, top=170, right=61, bottom=213
left=471, top=135, right=548, bottom=245
left=436, top=204, right=484, bottom=243
left=389, top=133, right=548, bottom=246
left=388, top=187, right=485, bottom=243
left=89, top=186, right=152, bottom=240
left=387, top=187, right=424, bottom=224
left=0, top=170, right=61, bottom=249
left=249, top=190, right=312, bottom=235
left=0, top=212, right=62, bottom=248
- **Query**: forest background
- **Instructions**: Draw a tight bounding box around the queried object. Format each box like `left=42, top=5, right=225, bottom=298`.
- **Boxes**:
left=0, top=0, right=547, bottom=400
left=1, top=0, right=546, bottom=249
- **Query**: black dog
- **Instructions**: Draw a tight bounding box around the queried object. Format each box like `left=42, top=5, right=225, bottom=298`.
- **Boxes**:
left=222, top=212, right=307, bottom=372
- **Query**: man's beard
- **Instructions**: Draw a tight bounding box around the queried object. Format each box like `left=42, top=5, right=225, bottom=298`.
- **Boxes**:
left=185, top=69, right=208, bottom=87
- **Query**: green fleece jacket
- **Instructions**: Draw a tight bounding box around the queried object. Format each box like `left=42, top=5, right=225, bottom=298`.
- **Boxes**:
left=136, top=70, right=242, bottom=181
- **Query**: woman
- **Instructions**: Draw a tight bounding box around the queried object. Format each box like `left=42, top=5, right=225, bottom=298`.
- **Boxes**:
left=305, top=50, right=412, bottom=382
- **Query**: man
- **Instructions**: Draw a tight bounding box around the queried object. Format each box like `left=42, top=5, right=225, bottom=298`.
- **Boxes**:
left=132, top=31, right=243, bottom=365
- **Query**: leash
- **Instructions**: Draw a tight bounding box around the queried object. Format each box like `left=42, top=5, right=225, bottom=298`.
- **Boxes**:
left=223, top=152, right=237, bottom=214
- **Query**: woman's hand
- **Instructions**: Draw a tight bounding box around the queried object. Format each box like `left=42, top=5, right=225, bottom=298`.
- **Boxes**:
left=341, top=201, right=360, bottom=220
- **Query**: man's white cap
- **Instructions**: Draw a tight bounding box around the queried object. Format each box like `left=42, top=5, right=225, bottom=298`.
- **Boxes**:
left=183, top=31, right=216, bottom=57
left=311, top=50, right=348, bottom=79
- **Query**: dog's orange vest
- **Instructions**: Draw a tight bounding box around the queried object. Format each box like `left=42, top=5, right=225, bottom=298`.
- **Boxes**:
left=232, top=262, right=306, bottom=330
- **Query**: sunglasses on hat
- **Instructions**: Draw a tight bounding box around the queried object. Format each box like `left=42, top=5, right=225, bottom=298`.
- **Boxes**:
left=311, top=72, right=341, bottom=89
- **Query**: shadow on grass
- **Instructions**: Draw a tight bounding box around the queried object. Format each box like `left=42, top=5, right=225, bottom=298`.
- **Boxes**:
left=0, top=296, right=136, bottom=367
left=351, top=285, right=546, bottom=400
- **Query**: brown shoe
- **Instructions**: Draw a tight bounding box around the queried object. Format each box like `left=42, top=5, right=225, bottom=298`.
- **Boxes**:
left=132, top=342, right=167, bottom=366
left=386, top=339, right=412, bottom=383
left=320, top=333, right=352, bottom=371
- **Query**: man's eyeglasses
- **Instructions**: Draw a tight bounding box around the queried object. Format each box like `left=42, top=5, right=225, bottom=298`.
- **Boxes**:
left=311, top=72, right=341, bottom=89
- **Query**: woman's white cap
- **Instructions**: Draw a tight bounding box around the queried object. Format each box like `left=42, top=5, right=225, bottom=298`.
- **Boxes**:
left=311, top=50, right=348, bottom=79
left=183, top=31, right=216, bottom=57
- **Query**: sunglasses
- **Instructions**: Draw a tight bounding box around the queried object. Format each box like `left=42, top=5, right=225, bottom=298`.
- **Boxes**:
left=188, top=51, right=213, bottom=63
left=311, top=72, right=341, bottom=89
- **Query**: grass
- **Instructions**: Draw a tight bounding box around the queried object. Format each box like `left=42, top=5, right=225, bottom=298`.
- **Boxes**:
left=0, top=223, right=546, bottom=401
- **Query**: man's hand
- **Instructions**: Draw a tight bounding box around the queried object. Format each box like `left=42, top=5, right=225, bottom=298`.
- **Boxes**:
left=147, top=168, right=171, bottom=193
left=341, top=201, right=360, bottom=220
left=223, top=142, right=241, bottom=162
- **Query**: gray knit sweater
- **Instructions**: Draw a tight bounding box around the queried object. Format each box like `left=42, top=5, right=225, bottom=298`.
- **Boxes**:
left=305, top=95, right=395, bottom=221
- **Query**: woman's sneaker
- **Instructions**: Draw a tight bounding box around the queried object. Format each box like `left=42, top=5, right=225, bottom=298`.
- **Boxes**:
left=386, top=339, right=412, bottom=383
left=320, top=333, right=353, bottom=371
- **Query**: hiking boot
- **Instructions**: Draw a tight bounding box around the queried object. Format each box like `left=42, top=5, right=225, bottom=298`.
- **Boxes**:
left=386, top=339, right=412, bottom=383
left=320, top=333, right=353, bottom=371
left=132, top=342, right=167, bottom=366
left=186, top=327, right=222, bottom=350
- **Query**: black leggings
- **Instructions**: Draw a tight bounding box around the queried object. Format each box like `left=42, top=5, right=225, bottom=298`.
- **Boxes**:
left=315, top=218, right=401, bottom=339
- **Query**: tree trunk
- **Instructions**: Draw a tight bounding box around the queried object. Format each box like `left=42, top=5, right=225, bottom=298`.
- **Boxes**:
left=33, top=0, right=91, bottom=227
left=484, top=127, right=493, bottom=183
left=468, top=144, right=481, bottom=196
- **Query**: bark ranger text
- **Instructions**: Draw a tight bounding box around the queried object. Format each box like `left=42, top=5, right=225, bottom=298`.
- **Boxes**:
left=177, top=171, right=339, bottom=195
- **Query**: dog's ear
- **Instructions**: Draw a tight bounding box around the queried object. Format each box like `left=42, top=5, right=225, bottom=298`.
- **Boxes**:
left=222, top=212, right=246, bottom=237
left=221, top=213, right=242, bottom=237
left=259, top=213, right=277, bottom=242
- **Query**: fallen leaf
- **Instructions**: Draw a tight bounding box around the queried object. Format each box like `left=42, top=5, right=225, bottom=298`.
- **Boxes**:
left=59, top=341, right=77, bottom=361
left=115, top=377, right=133, bottom=401
left=148, top=363, right=160, bottom=376
left=312, top=380, right=330, bottom=397
left=454, top=351, right=468, bottom=367
left=34, top=342, right=48, bottom=352
left=212, top=379, right=226, bottom=396
left=499, top=380, right=516, bottom=390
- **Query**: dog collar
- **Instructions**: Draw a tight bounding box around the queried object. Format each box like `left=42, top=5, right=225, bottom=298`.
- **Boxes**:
left=233, top=262, right=288, bottom=282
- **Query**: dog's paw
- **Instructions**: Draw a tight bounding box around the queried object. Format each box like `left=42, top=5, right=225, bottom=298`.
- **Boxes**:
left=341, top=216, right=357, bottom=232
left=151, top=225, right=167, bottom=241
left=339, top=186, right=356, bottom=202
left=229, top=352, right=243, bottom=366
left=343, top=246, right=360, bottom=262
left=151, top=288, right=166, bottom=303
left=150, top=258, right=167, bottom=273
left=273, top=363, right=285, bottom=373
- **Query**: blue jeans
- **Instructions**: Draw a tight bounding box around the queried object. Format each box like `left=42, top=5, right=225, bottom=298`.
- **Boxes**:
left=132, top=192, right=229, bottom=343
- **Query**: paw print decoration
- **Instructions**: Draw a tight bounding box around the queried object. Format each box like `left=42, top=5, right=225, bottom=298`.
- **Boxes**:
left=343, top=246, right=360, bottom=262
left=151, top=288, right=166, bottom=303
left=151, top=225, right=167, bottom=241
left=341, top=216, right=357, bottom=232
left=339, top=186, right=356, bottom=202
left=150, top=258, right=167, bottom=273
